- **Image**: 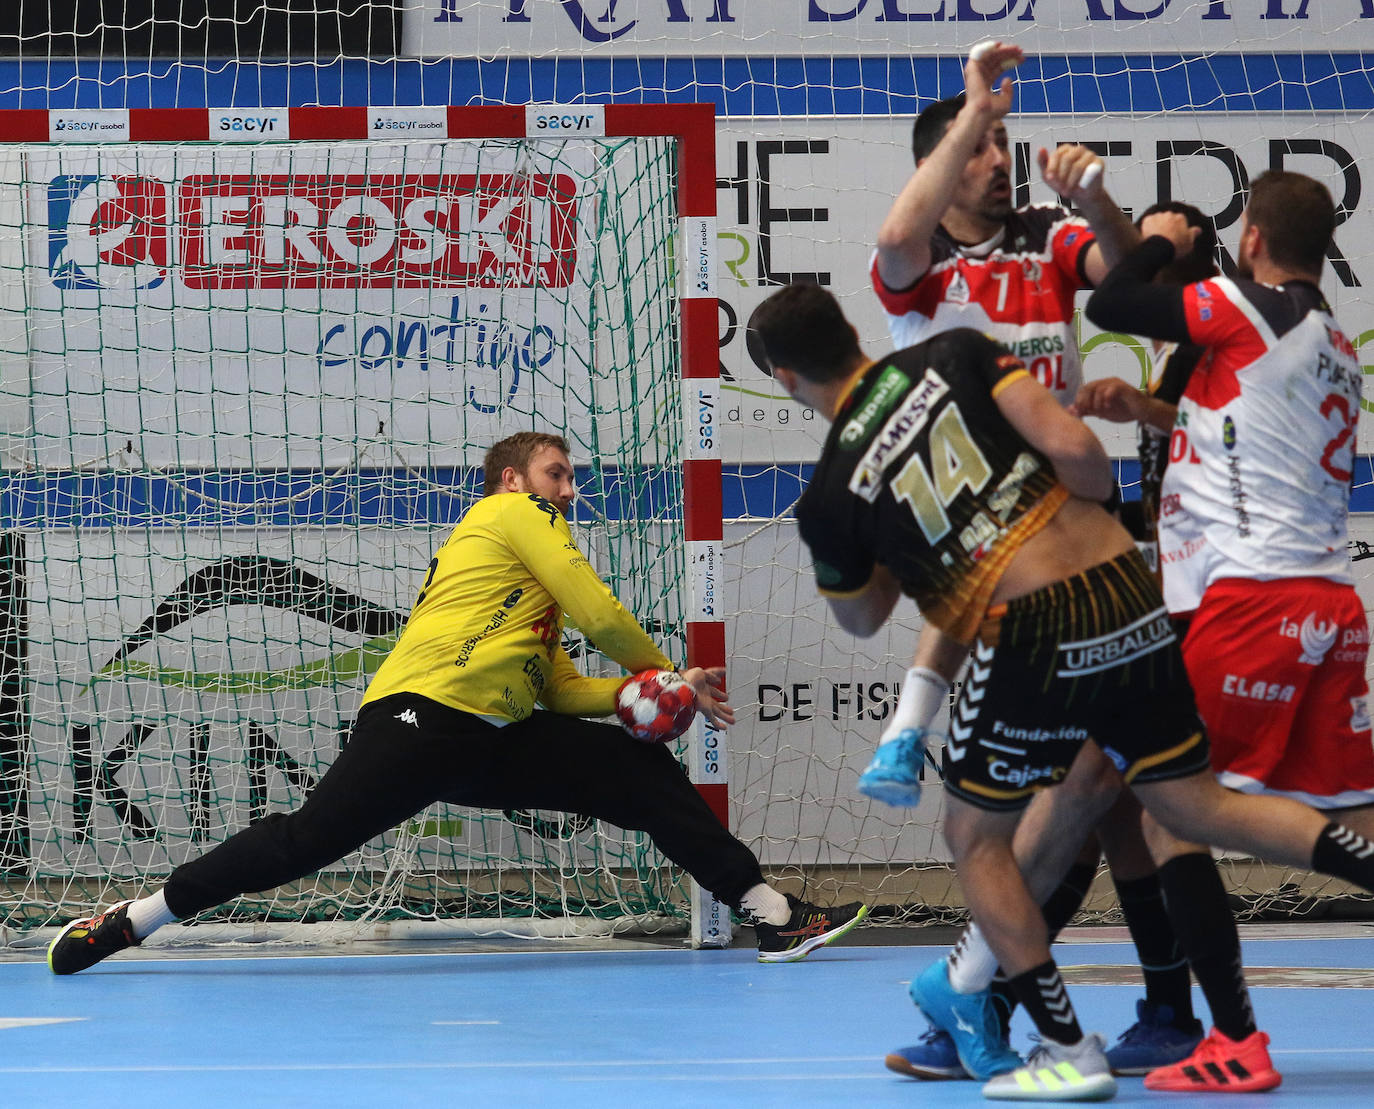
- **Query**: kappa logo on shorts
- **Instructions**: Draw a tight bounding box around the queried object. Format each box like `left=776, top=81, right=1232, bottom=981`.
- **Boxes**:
left=395, top=708, right=419, bottom=727
left=1283, top=613, right=1338, bottom=665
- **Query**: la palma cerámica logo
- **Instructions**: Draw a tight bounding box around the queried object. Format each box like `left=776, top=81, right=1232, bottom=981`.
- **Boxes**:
left=48, top=175, right=170, bottom=291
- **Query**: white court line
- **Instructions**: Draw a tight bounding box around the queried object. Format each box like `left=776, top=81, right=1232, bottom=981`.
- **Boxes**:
left=563, top=1074, right=903, bottom=1083
left=0, top=1018, right=85, bottom=1030
left=0, top=1056, right=872, bottom=1075
left=5, top=1048, right=1374, bottom=1076
left=431, top=1020, right=501, bottom=1025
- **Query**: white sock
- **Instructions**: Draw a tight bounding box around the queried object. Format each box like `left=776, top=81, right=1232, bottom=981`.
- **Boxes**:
left=738, top=882, right=791, bottom=926
left=879, top=667, right=950, bottom=745
left=125, top=889, right=179, bottom=941
left=947, top=922, right=1001, bottom=994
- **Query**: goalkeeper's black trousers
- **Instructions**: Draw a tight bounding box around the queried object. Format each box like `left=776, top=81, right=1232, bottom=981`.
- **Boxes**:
left=162, top=692, right=766, bottom=920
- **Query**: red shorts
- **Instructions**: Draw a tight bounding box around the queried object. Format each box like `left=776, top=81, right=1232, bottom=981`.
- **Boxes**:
left=1183, top=577, right=1374, bottom=808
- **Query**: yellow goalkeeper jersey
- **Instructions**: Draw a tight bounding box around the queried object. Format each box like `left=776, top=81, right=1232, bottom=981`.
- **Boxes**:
left=361, top=492, right=674, bottom=723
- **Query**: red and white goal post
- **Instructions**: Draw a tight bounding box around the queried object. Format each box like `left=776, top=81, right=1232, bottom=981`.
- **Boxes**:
left=0, top=103, right=731, bottom=949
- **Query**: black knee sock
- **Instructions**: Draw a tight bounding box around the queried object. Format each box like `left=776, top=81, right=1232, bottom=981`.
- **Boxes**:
left=1008, top=960, right=1083, bottom=1046
left=1312, top=822, right=1374, bottom=889
left=1115, top=872, right=1196, bottom=1023
left=1157, top=852, right=1255, bottom=1041
left=990, top=860, right=1099, bottom=1036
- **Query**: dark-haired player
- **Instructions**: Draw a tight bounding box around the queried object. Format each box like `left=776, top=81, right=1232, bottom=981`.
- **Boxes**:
left=1087, top=170, right=1374, bottom=1090
left=747, top=280, right=1374, bottom=1099
left=868, top=41, right=1202, bottom=1081
left=1075, top=201, right=1220, bottom=574
left=871, top=41, right=1137, bottom=406
left=48, top=431, right=866, bottom=975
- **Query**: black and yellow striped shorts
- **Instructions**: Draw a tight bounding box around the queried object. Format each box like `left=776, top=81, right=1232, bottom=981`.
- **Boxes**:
left=941, top=548, right=1211, bottom=812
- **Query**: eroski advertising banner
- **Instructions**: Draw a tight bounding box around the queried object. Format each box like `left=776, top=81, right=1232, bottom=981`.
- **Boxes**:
left=25, top=141, right=600, bottom=470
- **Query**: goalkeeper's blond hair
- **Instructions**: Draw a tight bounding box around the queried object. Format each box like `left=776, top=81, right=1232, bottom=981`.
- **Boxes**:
left=482, top=432, right=571, bottom=496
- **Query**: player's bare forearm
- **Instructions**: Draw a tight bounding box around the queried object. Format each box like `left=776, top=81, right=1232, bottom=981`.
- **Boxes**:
left=876, top=102, right=1002, bottom=290
left=1078, top=192, right=1140, bottom=279
left=1139, top=396, right=1178, bottom=434
left=1076, top=377, right=1177, bottom=435
left=825, top=564, right=902, bottom=638
left=876, top=145, right=975, bottom=289
left=1073, top=377, right=1148, bottom=425
left=998, top=375, right=1113, bottom=503
left=1036, top=144, right=1138, bottom=281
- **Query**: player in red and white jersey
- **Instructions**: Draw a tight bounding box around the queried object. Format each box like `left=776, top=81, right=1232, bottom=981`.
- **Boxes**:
left=873, top=206, right=1094, bottom=406
left=1087, top=169, right=1374, bottom=830
left=870, top=42, right=1208, bottom=1085
left=871, top=41, right=1140, bottom=408
left=1161, top=259, right=1355, bottom=610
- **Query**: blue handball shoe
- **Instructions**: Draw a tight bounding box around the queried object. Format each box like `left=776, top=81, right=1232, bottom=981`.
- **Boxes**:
left=909, top=958, right=1022, bottom=1080
left=1104, top=999, right=1204, bottom=1075
left=857, top=730, right=927, bottom=807
left=885, top=1025, right=969, bottom=1080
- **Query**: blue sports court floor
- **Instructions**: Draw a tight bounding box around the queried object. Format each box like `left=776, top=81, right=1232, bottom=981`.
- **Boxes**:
left=1, top=925, right=1371, bottom=1106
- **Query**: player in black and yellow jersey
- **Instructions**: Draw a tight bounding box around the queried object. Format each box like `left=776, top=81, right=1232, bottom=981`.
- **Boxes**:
left=750, top=282, right=1374, bottom=1101
left=48, top=432, right=866, bottom=973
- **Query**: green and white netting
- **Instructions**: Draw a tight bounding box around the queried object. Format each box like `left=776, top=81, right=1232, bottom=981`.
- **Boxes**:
left=0, top=133, right=693, bottom=943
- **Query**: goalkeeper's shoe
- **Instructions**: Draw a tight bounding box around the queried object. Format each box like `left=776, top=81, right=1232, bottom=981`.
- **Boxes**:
left=857, top=729, right=929, bottom=806
left=48, top=900, right=140, bottom=975
left=983, top=1034, right=1116, bottom=1102
left=1143, top=1027, right=1281, bottom=1093
left=755, top=895, right=869, bottom=963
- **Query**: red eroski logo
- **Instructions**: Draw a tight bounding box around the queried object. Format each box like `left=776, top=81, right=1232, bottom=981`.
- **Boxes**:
left=176, top=173, right=579, bottom=289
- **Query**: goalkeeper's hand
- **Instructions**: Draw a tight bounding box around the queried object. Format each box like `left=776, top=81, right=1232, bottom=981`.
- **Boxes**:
left=681, top=665, right=735, bottom=729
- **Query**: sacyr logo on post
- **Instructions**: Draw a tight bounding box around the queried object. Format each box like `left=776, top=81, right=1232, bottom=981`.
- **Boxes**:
left=48, top=175, right=170, bottom=291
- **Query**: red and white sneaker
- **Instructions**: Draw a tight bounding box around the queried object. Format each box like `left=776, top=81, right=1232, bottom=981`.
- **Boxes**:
left=1144, top=1027, right=1282, bottom=1093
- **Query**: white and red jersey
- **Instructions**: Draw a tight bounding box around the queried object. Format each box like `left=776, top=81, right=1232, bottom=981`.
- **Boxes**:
left=869, top=205, right=1096, bottom=408
left=1158, top=277, right=1360, bottom=614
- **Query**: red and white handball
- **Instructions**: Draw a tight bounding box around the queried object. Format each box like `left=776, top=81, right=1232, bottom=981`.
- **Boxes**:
left=615, top=669, right=697, bottom=743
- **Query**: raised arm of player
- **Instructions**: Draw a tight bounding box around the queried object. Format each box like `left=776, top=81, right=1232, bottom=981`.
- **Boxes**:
left=994, top=373, right=1114, bottom=503
left=1038, top=145, right=1141, bottom=283
left=1085, top=235, right=1192, bottom=344
left=500, top=495, right=674, bottom=674
left=874, top=42, right=1023, bottom=291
